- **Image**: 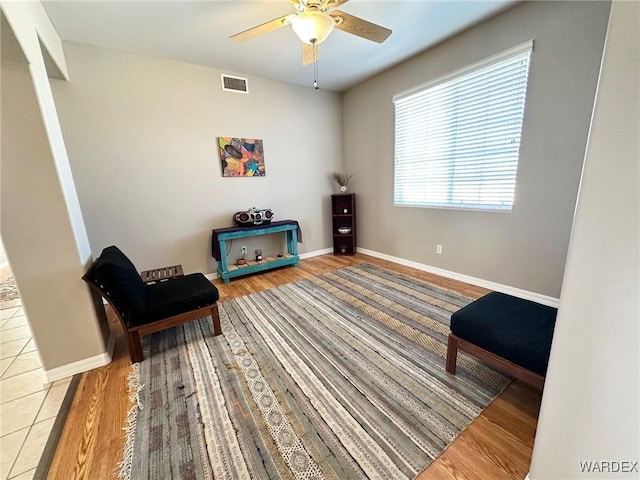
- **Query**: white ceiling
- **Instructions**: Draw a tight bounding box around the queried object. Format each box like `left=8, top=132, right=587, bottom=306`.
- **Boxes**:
left=41, top=0, right=519, bottom=92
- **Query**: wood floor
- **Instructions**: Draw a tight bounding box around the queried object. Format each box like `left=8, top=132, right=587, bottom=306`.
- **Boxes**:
left=46, top=253, right=542, bottom=480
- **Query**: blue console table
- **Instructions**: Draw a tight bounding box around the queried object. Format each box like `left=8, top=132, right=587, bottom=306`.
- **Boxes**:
left=212, top=220, right=300, bottom=283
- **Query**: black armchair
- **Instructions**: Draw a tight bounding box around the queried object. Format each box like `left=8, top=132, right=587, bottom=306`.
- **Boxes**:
left=83, top=246, right=221, bottom=363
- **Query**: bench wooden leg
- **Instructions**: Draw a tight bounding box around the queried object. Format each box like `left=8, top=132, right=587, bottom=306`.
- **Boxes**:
left=127, top=330, right=144, bottom=363
left=211, top=304, right=222, bottom=336
left=454, top=334, right=546, bottom=389
left=446, top=334, right=458, bottom=375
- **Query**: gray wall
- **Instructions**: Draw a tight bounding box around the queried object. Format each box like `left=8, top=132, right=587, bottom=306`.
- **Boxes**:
left=1, top=13, right=109, bottom=374
left=530, top=1, right=639, bottom=477
left=343, top=1, right=611, bottom=298
left=51, top=42, right=343, bottom=274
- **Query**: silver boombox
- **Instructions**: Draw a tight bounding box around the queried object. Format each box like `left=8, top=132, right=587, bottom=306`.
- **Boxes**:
left=233, top=207, right=274, bottom=227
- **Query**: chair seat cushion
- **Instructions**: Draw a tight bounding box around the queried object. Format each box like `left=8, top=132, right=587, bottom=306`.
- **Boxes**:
left=130, top=273, right=219, bottom=327
left=450, top=292, right=557, bottom=376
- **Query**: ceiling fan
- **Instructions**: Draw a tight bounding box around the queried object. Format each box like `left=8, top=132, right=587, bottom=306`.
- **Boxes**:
left=229, top=0, right=392, bottom=66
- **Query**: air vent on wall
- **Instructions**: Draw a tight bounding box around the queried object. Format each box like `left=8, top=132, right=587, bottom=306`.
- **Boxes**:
left=221, top=74, right=249, bottom=94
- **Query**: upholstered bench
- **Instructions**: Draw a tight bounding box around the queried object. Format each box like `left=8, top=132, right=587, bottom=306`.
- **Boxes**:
left=446, top=292, right=557, bottom=389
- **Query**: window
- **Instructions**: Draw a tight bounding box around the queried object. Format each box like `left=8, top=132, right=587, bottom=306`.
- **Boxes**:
left=393, top=41, right=533, bottom=211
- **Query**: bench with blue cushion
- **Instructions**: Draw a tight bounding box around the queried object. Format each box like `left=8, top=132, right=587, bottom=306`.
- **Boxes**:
left=83, top=245, right=221, bottom=363
left=446, top=291, right=557, bottom=389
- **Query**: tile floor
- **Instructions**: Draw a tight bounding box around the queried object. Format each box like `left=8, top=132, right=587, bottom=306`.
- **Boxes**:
left=0, top=297, right=71, bottom=480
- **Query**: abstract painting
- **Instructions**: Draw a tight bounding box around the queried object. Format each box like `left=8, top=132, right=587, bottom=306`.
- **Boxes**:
left=218, top=137, right=265, bottom=177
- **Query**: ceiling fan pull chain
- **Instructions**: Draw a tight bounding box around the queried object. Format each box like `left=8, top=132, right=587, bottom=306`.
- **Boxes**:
left=313, top=42, right=319, bottom=90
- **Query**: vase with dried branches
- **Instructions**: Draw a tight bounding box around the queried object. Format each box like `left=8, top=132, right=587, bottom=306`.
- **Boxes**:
left=330, top=171, right=353, bottom=192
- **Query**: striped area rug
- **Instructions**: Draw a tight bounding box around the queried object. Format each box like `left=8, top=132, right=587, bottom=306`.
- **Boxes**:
left=120, top=264, right=509, bottom=480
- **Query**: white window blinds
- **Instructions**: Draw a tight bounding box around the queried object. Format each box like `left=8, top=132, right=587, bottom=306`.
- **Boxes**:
left=393, top=41, right=533, bottom=211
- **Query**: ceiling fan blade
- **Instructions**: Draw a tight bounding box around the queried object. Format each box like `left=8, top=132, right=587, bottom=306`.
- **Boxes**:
left=330, top=10, right=392, bottom=43
left=302, top=43, right=316, bottom=65
left=230, top=14, right=295, bottom=42
left=319, top=0, right=350, bottom=10
left=289, top=0, right=305, bottom=12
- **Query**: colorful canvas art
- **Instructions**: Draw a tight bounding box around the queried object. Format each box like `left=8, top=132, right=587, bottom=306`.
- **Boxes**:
left=218, top=137, right=266, bottom=177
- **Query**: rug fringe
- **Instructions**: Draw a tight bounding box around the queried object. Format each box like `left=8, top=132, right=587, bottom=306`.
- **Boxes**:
left=115, top=362, right=144, bottom=480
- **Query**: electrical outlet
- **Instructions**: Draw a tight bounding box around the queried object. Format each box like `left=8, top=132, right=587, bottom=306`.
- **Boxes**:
left=436, top=245, right=443, bottom=255
left=241, top=246, right=247, bottom=255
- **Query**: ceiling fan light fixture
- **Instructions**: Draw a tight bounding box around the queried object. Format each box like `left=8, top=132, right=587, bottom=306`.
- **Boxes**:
left=291, top=11, right=335, bottom=45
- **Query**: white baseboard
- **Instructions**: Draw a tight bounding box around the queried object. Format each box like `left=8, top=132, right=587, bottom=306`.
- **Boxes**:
left=357, top=248, right=560, bottom=307
left=43, top=333, right=115, bottom=383
left=53, top=248, right=554, bottom=383
left=208, top=246, right=558, bottom=307
left=300, top=248, right=333, bottom=259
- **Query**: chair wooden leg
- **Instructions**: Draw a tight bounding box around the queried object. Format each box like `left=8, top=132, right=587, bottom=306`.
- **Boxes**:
left=211, top=303, right=222, bottom=336
left=446, top=334, right=458, bottom=375
left=127, top=330, right=144, bottom=363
